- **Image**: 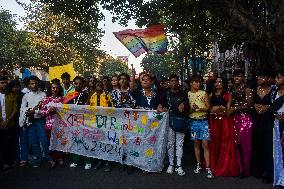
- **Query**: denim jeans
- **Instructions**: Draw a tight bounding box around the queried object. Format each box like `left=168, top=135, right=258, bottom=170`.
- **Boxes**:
left=19, top=127, right=29, bottom=161
left=27, top=119, right=51, bottom=164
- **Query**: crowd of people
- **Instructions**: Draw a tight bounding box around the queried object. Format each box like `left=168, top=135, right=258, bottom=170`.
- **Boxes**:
left=0, top=68, right=284, bottom=187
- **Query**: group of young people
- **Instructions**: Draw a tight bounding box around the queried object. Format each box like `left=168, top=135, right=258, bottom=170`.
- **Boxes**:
left=0, top=69, right=284, bottom=187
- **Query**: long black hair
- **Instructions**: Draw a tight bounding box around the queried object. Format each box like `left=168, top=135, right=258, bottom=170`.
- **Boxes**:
left=212, top=77, right=228, bottom=95
left=46, top=79, right=63, bottom=97
left=6, top=79, right=21, bottom=93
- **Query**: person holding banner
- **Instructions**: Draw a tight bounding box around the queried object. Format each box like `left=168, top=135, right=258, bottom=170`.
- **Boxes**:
left=87, top=76, right=97, bottom=98
left=19, top=76, right=54, bottom=168
left=40, top=79, right=64, bottom=166
left=132, top=73, right=164, bottom=111
left=63, top=76, right=92, bottom=169
left=111, top=73, right=136, bottom=174
left=61, top=72, right=75, bottom=97
left=164, top=74, right=189, bottom=176
left=188, top=75, right=213, bottom=179
left=111, top=75, right=120, bottom=92
left=89, top=80, right=113, bottom=172
left=112, top=73, right=135, bottom=108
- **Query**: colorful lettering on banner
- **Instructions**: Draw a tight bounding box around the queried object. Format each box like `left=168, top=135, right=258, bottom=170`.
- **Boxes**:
left=49, top=104, right=168, bottom=172
left=149, top=121, right=159, bottom=130
left=141, top=114, right=148, bottom=125
left=67, top=114, right=84, bottom=126
left=148, top=135, right=157, bottom=144
left=144, top=148, right=154, bottom=157
left=133, top=111, right=139, bottom=121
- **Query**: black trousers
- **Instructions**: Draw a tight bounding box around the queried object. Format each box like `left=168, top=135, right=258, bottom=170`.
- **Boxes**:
left=0, top=126, right=19, bottom=166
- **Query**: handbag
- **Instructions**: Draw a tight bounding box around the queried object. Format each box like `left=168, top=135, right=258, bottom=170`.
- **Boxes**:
left=169, top=114, right=188, bottom=133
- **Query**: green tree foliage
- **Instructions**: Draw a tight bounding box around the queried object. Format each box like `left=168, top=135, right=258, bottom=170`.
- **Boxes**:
left=141, top=53, right=180, bottom=80
left=20, top=1, right=104, bottom=74
left=38, top=0, right=284, bottom=70
left=0, top=9, right=41, bottom=72
left=98, top=57, right=131, bottom=77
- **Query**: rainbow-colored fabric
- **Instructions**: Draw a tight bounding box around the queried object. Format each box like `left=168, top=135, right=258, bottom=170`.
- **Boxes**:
left=113, top=24, right=168, bottom=57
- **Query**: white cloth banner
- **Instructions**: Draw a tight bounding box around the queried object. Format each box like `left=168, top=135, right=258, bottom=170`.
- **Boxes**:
left=49, top=104, right=169, bottom=172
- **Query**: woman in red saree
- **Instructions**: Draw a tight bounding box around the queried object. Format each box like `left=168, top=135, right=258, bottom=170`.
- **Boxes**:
left=209, top=77, right=239, bottom=176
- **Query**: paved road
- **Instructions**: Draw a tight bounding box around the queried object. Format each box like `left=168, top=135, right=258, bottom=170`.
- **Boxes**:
left=0, top=142, right=273, bottom=189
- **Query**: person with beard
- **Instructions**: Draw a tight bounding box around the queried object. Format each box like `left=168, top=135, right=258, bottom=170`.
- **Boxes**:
left=61, top=72, right=75, bottom=97
left=89, top=80, right=113, bottom=172
left=63, top=76, right=92, bottom=169
left=0, top=76, right=18, bottom=170
left=231, top=70, right=253, bottom=177
left=19, top=76, right=54, bottom=168
left=251, top=71, right=274, bottom=183
left=272, top=70, right=284, bottom=187
left=164, top=74, right=189, bottom=176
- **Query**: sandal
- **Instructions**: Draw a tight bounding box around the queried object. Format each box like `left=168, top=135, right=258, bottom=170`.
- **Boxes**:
left=19, top=161, right=27, bottom=167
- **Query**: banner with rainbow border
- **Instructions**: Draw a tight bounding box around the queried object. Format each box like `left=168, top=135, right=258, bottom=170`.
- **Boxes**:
left=113, top=24, right=168, bottom=57
left=49, top=103, right=169, bottom=172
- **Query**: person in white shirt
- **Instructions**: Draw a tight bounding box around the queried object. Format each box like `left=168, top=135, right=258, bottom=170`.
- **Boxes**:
left=19, top=76, right=55, bottom=167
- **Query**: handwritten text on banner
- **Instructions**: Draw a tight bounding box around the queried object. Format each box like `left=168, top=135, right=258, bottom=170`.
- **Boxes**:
left=49, top=104, right=168, bottom=172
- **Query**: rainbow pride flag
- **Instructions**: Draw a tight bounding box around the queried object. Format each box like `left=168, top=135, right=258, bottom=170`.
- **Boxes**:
left=113, top=24, right=168, bottom=57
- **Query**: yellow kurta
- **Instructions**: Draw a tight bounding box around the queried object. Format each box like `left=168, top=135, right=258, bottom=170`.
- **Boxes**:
left=89, top=92, right=113, bottom=107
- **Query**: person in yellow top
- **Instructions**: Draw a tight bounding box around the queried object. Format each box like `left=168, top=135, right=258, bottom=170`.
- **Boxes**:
left=188, top=75, right=213, bottom=179
left=89, top=80, right=113, bottom=172
left=89, top=80, right=113, bottom=107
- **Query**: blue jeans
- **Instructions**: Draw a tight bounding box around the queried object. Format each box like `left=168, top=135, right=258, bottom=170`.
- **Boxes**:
left=19, top=127, right=29, bottom=161
left=190, top=119, right=210, bottom=141
left=27, top=119, right=51, bottom=164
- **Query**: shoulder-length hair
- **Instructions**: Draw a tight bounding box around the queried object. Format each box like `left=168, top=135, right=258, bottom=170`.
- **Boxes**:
left=46, top=79, right=64, bottom=97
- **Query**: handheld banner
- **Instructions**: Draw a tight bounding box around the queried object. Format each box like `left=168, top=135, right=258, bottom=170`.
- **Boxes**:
left=49, top=104, right=168, bottom=172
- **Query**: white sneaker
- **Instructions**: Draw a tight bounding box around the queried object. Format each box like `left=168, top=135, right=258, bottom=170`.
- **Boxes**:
left=206, top=168, right=214, bottom=179
left=166, top=165, right=174, bottom=174
left=175, top=166, right=186, bottom=176
left=69, top=163, right=77, bottom=168
left=84, top=164, right=92, bottom=170
left=193, top=162, right=202, bottom=174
